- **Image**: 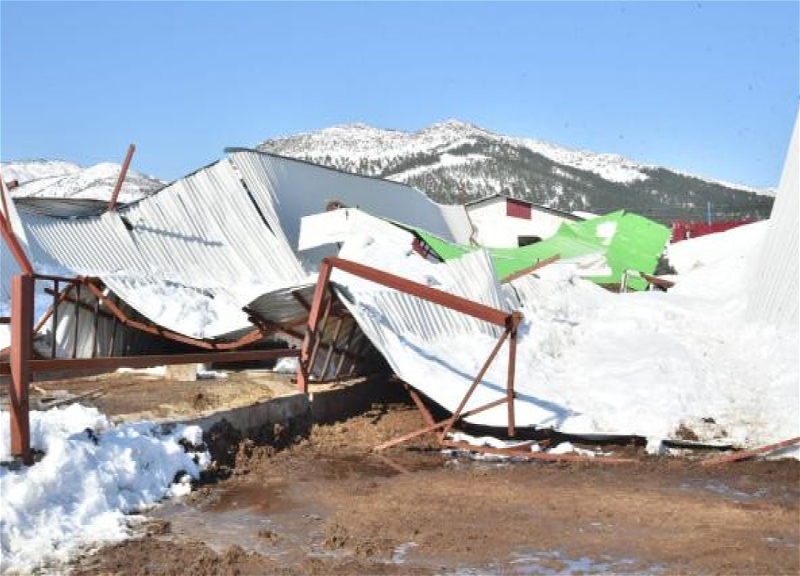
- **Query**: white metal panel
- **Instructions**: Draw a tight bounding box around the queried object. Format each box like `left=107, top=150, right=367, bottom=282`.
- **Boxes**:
left=747, top=114, right=799, bottom=326
left=229, top=150, right=472, bottom=261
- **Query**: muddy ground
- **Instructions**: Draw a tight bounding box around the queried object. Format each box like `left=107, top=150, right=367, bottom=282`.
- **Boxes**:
left=69, top=402, right=799, bottom=576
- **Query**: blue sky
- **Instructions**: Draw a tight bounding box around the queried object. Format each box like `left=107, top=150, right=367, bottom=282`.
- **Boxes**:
left=1, top=1, right=798, bottom=187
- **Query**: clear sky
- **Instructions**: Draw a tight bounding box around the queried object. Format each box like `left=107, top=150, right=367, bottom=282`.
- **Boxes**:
left=1, top=1, right=798, bottom=187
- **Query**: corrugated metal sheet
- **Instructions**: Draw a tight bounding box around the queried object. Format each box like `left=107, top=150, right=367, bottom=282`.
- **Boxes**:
left=229, top=150, right=472, bottom=267
left=248, top=283, right=316, bottom=327
left=331, top=247, right=513, bottom=423
left=14, top=198, right=110, bottom=218
left=3, top=151, right=474, bottom=347
left=748, top=114, right=799, bottom=326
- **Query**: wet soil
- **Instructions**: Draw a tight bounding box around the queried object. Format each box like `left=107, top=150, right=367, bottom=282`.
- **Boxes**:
left=73, top=403, right=799, bottom=575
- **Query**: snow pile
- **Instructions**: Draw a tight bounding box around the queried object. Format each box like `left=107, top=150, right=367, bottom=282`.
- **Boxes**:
left=0, top=405, right=209, bottom=573
left=666, top=221, right=768, bottom=276
left=325, top=221, right=798, bottom=455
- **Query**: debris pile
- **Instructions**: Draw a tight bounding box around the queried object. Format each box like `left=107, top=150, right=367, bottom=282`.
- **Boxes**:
left=1, top=117, right=797, bottom=461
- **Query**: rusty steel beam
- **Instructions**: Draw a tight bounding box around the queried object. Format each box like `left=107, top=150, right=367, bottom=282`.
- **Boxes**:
left=373, top=396, right=508, bottom=452
left=325, top=257, right=511, bottom=327
left=0, top=348, right=299, bottom=375
left=506, top=312, right=522, bottom=437
left=702, top=437, right=800, bottom=466
left=107, top=144, right=135, bottom=212
left=307, top=295, right=333, bottom=377
left=501, top=255, right=561, bottom=284
left=82, top=280, right=264, bottom=350
left=297, top=259, right=333, bottom=393
left=72, top=284, right=81, bottom=359
left=439, top=328, right=510, bottom=441
left=9, top=275, right=34, bottom=464
left=403, top=382, right=436, bottom=428
left=32, top=273, right=82, bottom=284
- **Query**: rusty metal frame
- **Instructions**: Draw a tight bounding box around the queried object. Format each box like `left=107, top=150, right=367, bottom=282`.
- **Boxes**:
left=702, top=436, right=800, bottom=466
left=501, top=255, right=560, bottom=284
left=106, top=144, right=135, bottom=212
left=296, top=256, right=522, bottom=451
left=0, top=348, right=299, bottom=375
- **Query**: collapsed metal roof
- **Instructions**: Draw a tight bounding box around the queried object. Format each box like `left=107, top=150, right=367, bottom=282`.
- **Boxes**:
left=1, top=150, right=473, bottom=341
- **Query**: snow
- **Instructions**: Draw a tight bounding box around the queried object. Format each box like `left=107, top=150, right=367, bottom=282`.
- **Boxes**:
left=0, top=405, right=209, bottom=573
left=666, top=221, right=767, bottom=275
left=1, top=160, right=163, bottom=203
left=322, top=218, right=798, bottom=456
left=1, top=160, right=81, bottom=184
left=260, top=119, right=770, bottom=192
left=272, top=356, right=299, bottom=373
left=594, top=221, right=617, bottom=245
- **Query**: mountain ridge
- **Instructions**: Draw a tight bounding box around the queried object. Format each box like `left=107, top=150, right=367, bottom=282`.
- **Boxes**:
left=258, top=120, right=774, bottom=224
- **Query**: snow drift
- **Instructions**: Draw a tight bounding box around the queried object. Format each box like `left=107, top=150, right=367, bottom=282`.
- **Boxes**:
left=0, top=405, right=209, bottom=574
left=311, top=218, right=798, bottom=454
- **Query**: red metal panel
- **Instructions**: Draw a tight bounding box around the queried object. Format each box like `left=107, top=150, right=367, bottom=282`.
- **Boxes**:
left=671, top=220, right=752, bottom=243
left=506, top=198, right=531, bottom=220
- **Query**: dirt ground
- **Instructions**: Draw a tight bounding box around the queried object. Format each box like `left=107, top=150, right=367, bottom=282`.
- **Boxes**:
left=71, top=402, right=800, bottom=576
left=25, top=369, right=296, bottom=422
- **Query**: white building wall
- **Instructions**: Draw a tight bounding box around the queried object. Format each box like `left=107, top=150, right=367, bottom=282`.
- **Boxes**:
left=747, top=114, right=798, bottom=326
left=466, top=196, right=572, bottom=247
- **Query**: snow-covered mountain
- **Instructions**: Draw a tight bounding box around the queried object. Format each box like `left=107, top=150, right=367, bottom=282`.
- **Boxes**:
left=1, top=160, right=164, bottom=204
left=259, top=120, right=774, bottom=223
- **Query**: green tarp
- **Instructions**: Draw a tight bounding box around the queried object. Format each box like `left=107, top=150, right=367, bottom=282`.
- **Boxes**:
left=413, top=210, right=670, bottom=291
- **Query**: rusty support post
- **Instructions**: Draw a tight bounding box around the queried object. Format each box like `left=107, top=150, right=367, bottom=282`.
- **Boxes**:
left=507, top=312, right=521, bottom=438
left=439, top=328, right=510, bottom=441
left=501, top=255, right=560, bottom=284
left=72, top=283, right=80, bottom=359
left=109, top=294, right=119, bottom=357
left=107, top=144, right=135, bottom=212
left=307, top=295, right=333, bottom=378
left=91, top=295, right=100, bottom=359
left=10, top=274, right=33, bottom=464
left=297, top=260, right=333, bottom=393
left=51, top=280, right=59, bottom=358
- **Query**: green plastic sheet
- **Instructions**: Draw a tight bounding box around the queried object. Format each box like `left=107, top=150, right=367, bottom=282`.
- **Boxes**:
left=412, top=210, right=670, bottom=291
